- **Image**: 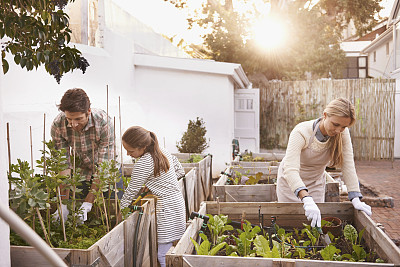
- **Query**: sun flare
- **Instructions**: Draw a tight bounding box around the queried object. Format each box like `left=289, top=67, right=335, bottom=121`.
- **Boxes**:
left=252, top=17, right=286, bottom=50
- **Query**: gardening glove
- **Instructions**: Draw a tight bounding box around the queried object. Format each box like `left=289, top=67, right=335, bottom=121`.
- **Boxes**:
left=52, top=203, right=69, bottom=222
left=302, top=196, right=321, bottom=227
left=78, top=202, right=93, bottom=224
left=351, top=197, right=372, bottom=216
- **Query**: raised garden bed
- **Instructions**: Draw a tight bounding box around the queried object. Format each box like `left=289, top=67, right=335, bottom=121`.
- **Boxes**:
left=166, top=201, right=400, bottom=266
left=11, top=197, right=157, bottom=267
left=214, top=166, right=340, bottom=202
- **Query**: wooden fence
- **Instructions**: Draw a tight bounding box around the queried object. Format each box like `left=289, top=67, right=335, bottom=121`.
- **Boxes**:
left=257, top=78, right=396, bottom=160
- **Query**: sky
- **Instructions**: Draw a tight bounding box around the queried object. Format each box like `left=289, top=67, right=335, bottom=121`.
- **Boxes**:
left=112, top=0, right=396, bottom=45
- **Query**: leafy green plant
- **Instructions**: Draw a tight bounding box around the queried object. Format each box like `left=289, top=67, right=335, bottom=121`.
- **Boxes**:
left=232, top=220, right=261, bottom=257
left=190, top=233, right=226, bottom=255
left=245, top=172, right=262, bottom=185
left=176, top=117, right=209, bottom=153
left=320, top=244, right=341, bottom=261
left=180, top=154, right=204, bottom=163
left=253, top=235, right=280, bottom=258
left=206, top=214, right=233, bottom=245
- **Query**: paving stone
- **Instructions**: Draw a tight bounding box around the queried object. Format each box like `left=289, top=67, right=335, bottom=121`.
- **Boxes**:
left=355, top=159, right=400, bottom=242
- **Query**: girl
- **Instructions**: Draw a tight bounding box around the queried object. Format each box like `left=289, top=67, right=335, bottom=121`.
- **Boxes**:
left=120, top=126, right=186, bottom=267
left=277, top=97, right=372, bottom=228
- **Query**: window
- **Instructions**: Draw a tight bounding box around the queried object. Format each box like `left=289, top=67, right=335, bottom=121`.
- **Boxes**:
left=235, top=99, right=254, bottom=111
left=373, top=51, right=376, bottom=62
left=342, top=56, right=368, bottom=79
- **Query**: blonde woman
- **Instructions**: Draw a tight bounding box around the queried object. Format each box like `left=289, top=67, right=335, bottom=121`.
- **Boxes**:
left=277, top=97, right=371, bottom=227
left=119, top=126, right=186, bottom=267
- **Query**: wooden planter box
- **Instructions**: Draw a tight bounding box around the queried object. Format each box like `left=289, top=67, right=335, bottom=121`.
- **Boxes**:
left=11, top=198, right=157, bottom=267
left=166, top=201, right=400, bottom=267
left=215, top=166, right=340, bottom=203
left=176, top=154, right=213, bottom=203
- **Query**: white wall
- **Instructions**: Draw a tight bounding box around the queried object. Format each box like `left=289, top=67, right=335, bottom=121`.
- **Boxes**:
left=368, top=39, right=394, bottom=78
left=131, top=66, right=235, bottom=175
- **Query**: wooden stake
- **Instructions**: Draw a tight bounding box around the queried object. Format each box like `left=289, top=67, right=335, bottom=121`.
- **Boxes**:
left=6, top=123, right=12, bottom=192
left=57, top=186, right=67, bottom=241
left=106, top=85, right=110, bottom=161
left=114, top=117, right=119, bottom=226
left=119, top=96, right=124, bottom=180
left=36, top=207, right=53, bottom=247
left=29, top=126, right=34, bottom=178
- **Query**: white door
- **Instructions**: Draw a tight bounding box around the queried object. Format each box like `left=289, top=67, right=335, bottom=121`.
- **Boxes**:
left=234, top=88, right=260, bottom=153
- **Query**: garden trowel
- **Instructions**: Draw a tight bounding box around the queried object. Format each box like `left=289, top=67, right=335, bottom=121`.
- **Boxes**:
left=316, top=226, right=331, bottom=246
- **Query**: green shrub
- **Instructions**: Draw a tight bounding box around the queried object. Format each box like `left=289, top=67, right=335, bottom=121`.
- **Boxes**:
left=177, top=117, right=209, bottom=153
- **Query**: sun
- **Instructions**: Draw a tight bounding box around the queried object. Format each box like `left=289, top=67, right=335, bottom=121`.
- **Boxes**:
left=252, top=16, right=286, bottom=51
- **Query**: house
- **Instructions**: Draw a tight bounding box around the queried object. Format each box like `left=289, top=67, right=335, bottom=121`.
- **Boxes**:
left=359, top=0, right=400, bottom=159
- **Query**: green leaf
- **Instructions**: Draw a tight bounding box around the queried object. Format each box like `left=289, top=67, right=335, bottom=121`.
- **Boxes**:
left=14, top=54, right=21, bottom=64
left=28, top=198, right=36, bottom=207
left=2, top=59, right=9, bottom=74
left=344, top=224, right=358, bottom=245
left=320, top=244, right=341, bottom=261
left=209, top=242, right=227, bottom=256
left=20, top=58, right=26, bottom=68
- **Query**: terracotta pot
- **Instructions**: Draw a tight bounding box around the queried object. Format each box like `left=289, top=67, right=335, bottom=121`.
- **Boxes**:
left=321, top=216, right=342, bottom=237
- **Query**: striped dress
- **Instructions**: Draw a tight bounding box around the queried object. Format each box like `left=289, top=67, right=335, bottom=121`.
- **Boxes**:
left=120, top=147, right=186, bottom=244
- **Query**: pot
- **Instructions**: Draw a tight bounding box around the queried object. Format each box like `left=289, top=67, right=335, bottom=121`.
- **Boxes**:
left=321, top=216, right=342, bottom=237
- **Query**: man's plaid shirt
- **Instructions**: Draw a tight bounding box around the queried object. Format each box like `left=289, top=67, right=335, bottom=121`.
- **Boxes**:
left=51, top=108, right=115, bottom=180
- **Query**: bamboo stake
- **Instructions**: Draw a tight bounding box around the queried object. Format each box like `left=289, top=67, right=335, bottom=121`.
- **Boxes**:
left=103, top=199, right=110, bottom=232
left=57, top=186, right=67, bottom=241
left=30, top=126, right=34, bottom=178
left=72, top=137, right=76, bottom=220
left=6, top=123, right=11, bottom=192
left=43, top=114, right=51, bottom=239
left=107, top=85, right=110, bottom=161
left=119, top=96, right=124, bottom=181
left=29, top=126, right=36, bottom=231
left=36, top=207, right=52, bottom=247
left=114, top=117, right=118, bottom=226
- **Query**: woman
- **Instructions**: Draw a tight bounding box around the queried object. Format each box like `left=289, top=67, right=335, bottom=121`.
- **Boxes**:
left=277, top=97, right=371, bottom=228
left=120, top=126, right=186, bottom=267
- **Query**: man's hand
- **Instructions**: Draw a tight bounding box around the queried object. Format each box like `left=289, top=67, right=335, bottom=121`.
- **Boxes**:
left=52, top=203, right=69, bottom=222
left=302, top=196, right=321, bottom=227
left=352, top=197, right=372, bottom=216
left=78, top=202, right=93, bottom=224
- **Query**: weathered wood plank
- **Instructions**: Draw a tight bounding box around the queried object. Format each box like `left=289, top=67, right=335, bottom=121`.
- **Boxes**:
left=354, top=210, right=400, bottom=265
left=180, top=255, right=393, bottom=267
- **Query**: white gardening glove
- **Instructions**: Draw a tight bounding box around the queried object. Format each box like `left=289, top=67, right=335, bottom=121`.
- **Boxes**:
left=351, top=197, right=372, bottom=216
left=78, top=202, right=93, bottom=223
left=302, top=196, right=321, bottom=227
left=52, top=203, right=69, bottom=222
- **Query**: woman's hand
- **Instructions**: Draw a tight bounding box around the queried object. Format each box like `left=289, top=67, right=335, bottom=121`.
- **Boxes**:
left=351, top=197, right=372, bottom=216
left=302, top=196, right=321, bottom=227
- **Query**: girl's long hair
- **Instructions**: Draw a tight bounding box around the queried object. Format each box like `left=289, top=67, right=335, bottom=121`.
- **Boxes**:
left=122, top=126, right=170, bottom=177
left=324, top=97, right=356, bottom=168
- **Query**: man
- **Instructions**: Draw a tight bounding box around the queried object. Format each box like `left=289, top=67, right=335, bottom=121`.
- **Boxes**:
left=51, top=88, right=115, bottom=223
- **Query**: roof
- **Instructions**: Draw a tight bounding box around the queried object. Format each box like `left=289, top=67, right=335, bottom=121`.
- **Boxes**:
left=133, top=53, right=252, bottom=89
left=361, top=25, right=393, bottom=53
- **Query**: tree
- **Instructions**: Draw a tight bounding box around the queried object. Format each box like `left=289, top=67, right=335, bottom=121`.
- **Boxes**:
left=0, top=0, right=89, bottom=83
left=164, top=0, right=383, bottom=80
left=177, top=117, right=209, bottom=153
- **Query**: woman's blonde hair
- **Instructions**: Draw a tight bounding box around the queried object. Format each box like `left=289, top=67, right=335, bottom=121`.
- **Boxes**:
left=324, top=97, right=356, bottom=168
left=122, top=126, right=170, bottom=177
